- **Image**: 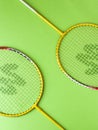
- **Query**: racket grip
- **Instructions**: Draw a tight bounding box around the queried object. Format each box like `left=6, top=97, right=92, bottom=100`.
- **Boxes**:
left=35, top=106, right=65, bottom=130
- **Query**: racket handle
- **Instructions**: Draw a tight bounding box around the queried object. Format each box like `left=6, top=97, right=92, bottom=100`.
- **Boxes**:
left=19, top=0, right=63, bottom=35
left=35, top=106, right=65, bottom=130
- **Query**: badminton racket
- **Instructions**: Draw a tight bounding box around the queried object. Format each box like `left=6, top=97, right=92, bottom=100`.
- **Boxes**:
left=20, top=0, right=98, bottom=90
left=0, top=47, right=64, bottom=130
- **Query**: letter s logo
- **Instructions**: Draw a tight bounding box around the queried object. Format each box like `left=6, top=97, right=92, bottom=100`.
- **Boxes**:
left=0, top=64, right=26, bottom=95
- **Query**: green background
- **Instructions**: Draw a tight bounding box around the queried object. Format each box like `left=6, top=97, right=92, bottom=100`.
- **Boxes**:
left=0, top=0, right=98, bottom=130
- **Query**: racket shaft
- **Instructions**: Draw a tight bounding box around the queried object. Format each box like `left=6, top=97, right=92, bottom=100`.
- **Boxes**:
left=35, top=106, right=64, bottom=130
left=19, top=0, right=63, bottom=35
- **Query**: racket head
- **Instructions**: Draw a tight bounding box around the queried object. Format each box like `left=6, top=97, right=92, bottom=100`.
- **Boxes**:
left=0, top=47, right=43, bottom=117
left=56, top=23, right=98, bottom=90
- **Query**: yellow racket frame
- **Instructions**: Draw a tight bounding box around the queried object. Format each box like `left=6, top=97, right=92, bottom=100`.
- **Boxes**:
left=20, top=0, right=98, bottom=89
left=56, top=23, right=98, bottom=77
left=0, top=47, right=64, bottom=130
left=0, top=58, right=44, bottom=117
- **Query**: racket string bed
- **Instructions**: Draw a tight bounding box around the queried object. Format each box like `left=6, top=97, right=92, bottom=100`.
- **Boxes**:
left=20, top=0, right=98, bottom=90
left=0, top=47, right=64, bottom=130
